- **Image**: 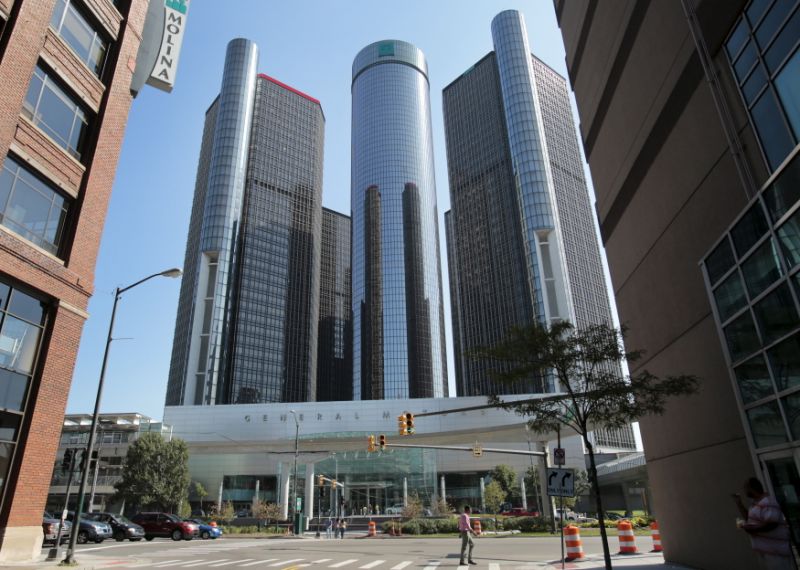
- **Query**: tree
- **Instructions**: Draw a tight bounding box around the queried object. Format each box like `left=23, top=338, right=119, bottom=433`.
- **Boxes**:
left=253, top=500, right=282, bottom=522
left=523, top=465, right=541, bottom=511
left=210, top=501, right=235, bottom=523
left=483, top=480, right=506, bottom=514
left=471, top=321, right=698, bottom=570
left=402, top=493, right=422, bottom=519
left=113, top=432, right=191, bottom=513
left=192, top=481, right=208, bottom=513
left=488, top=465, right=516, bottom=498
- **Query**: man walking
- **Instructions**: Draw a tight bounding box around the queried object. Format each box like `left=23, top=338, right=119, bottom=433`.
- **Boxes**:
left=458, top=505, right=477, bottom=565
left=734, top=478, right=796, bottom=569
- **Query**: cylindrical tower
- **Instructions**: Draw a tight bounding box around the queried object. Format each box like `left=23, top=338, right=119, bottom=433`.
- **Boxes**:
left=351, top=40, right=448, bottom=400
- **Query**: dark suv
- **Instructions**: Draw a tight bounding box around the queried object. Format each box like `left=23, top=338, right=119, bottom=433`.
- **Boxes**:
left=130, top=512, right=198, bottom=541
left=85, top=512, right=145, bottom=542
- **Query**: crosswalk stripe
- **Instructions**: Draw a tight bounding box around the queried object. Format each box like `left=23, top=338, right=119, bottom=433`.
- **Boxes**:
left=311, top=560, right=332, bottom=564
left=390, top=562, right=412, bottom=570
left=488, top=564, right=500, bottom=570
left=359, top=561, right=385, bottom=569
left=131, top=561, right=182, bottom=568
left=182, top=560, right=228, bottom=568
left=211, top=561, right=254, bottom=567
left=239, top=560, right=279, bottom=567
left=457, top=566, right=468, bottom=570
left=422, top=562, right=441, bottom=570
left=329, top=560, right=358, bottom=568
left=269, top=560, right=304, bottom=567
left=156, top=561, right=207, bottom=568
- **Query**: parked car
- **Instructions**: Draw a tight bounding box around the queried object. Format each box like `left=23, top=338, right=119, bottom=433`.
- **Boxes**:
left=603, top=512, right=624, bottom=521
left=65, top=511, right=113, bottom=544
left=130, top=512, right=199, bottom=541
left=554, top=509, right=579, bottom=522
left=42, top=512, right=71, bottom=546
left=385, top=504, right=405, bottom=515
left=184, top=518, right=222, bottom=539
left=501, top=507, right=540, bottom=517
left=85, top=512, right=145, bottom=542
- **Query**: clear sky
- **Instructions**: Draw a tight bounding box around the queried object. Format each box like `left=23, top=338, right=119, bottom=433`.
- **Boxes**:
left=65, top=0, right=597, bottom=420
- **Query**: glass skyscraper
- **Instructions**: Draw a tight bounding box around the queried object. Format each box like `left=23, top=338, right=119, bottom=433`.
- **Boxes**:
left=351, top=40, right=448, bottom=400
left=166, top=38, right=325, bottom=406
left=444, top=11, right=618, bottom=398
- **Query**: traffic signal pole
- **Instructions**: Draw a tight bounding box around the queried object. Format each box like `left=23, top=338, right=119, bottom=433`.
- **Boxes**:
left=47, top=450, right=77, bottom=561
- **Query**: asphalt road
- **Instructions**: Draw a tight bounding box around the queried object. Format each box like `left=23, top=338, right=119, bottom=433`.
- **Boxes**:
left=33, top=535, right=669, bottom=569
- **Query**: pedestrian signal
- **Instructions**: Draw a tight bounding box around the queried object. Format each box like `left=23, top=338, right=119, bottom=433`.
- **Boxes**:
left=398, top=414, right=408, bottom=436
left=406, top=413, right=415, bottom=435
left=379, top=434, right=386, bottom=450
left=61, top=449, right=73, bottom=472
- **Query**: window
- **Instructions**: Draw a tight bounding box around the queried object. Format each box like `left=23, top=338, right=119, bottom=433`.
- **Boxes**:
left=50, top=0, right=109, bottom=77
left=22, top=64, right=91, bottom=160
left=726, top=0, right=800, bottom=171
left=753, top=282, right=800, bottom=343
left=725, top=311, right=762, bottom=362
left=0, top=156, right=71, bottom=255
left=747, top=401, right=789, bottom=447
left=735, top=355, right=775, bottom=403
left=741, top=238, right=783, bottom=297
left=769, top=333, right=800, bottom=390
left=714, top=272, right=748, bottom=322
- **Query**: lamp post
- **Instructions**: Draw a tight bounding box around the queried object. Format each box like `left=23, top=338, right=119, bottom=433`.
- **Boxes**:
left=64, top=268, right=182, bottom=564
left=289, top=410, right=300, bottom=534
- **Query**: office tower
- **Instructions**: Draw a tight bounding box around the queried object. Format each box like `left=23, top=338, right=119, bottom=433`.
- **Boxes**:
left=0, top=0, right=155, bottom=559
left=351, top=40, right=448, bottom=400
left=555, top=0, right=798, bottom=568
left=317, top=208, right=353, bottom=402
left=167, top=38, right=324, bottom=406
left=445, top=10, right=611, bottom=396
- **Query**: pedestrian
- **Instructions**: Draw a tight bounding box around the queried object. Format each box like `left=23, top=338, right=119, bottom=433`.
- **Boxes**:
left=733, top=477, right=796, bottom=569
left=340, top=518, right=347, bottom=539
left=325, top=518, right=333, bottom=539
left=458, top=505, right=477, bottom=566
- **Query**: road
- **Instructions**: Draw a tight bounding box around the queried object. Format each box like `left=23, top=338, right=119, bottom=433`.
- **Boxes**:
left=29, top=535, right=673, bottom=570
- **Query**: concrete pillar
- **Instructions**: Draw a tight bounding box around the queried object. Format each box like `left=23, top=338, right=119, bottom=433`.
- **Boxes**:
left=537, top=442, right=555, bottom=521
left=217, top=480, right=223, bottom=512
left=305, top=465, right=315, bottom=521
left=440, top=475, right=446, bottom=506
left=479, top=478, right=485, bottom=512
left=521, top=479, right=527, bottom=510
left=403, top=478, right=408, bottom=506
left=253, top=479, right=260, bottom=510
left=280, top=465, right=291, bottom=520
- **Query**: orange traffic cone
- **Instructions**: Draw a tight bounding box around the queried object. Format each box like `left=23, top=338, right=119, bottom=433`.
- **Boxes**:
left=368, top=521, right=376, bottom=537
left=472, top=520, right=481, bottom=535
left=617, top=520, right=638, bottom=554
left=650, top=521, right=662, bottom=552
left=564, top=525, right=585, bottom=561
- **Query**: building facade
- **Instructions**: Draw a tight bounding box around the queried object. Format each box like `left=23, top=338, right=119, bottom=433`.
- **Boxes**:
left=444, top=10, right=614, bottom=396
left=317, top=208, right=352, bottom=402
left=0, top=0, right=152, bottom=560
left=46, top=413, right=172, bottom=515
left=166, top=38, right=325, bottom=406
left=351, top=40, right=448, bottom=401
left=555, top=0, right=798, bottom=567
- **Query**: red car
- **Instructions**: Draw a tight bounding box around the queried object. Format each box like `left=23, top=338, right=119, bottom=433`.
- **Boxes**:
left=502, top=507, right=540, bottom=517
left=130, top=512, right=199, bottom=541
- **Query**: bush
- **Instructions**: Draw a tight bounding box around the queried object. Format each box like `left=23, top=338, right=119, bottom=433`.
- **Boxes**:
left=401, top=520, right=421, bottom=535
left=436, top=517, right=459, bottom=533
left=502, top=516, right=550, bottom=532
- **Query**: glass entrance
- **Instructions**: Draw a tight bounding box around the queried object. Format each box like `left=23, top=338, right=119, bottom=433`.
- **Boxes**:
left=765, top=456, right=800, bottom=554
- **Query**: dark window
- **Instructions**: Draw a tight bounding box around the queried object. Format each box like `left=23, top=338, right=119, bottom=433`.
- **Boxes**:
left=732, top=203, right=769, bottom=256
left=763, top=152, right=800, bottom=221
left=725, top=311, right=762, bottom=362
left=50, top=0, right=109, bottom=77
left=753, top=282, right=800, bottom=343
left=22, top=65, right=91, bottom=161
left=769, top=333, right=800, bottom=390
left=741, top=238, right=783, bottom=297
left=706, top=238, right=736, bottom=285
left=747, top=401, right=789, bottom=447
left=0, top=156, right=71, bottom=255
left=735, top=355, right=776, bottom=403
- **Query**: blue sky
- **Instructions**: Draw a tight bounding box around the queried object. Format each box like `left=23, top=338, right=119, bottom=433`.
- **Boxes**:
left=65, top=0, right=594, bottom=419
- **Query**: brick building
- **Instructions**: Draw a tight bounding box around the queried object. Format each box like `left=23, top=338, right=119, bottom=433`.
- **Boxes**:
left=0, top=0, right=153, bottom=560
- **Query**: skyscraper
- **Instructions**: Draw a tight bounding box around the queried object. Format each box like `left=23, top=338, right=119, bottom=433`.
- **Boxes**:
left=317, top=208, right=353, bottom=402
left=445, top=10, right=608, bottom=396
left=167, top=38, right=324, bottom=406
left=351, top=40, right=448, bottom=400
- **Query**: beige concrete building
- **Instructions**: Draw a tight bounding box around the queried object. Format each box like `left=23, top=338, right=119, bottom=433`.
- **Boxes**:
left=555, top=0, right=799, bottom=568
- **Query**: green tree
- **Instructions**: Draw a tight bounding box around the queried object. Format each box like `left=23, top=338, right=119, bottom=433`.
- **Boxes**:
left=523, top=465, right=541, bottom=511
left=402, top=493, right=422, bottom=519
left=563, top=469, right=590, bottom=509
left=483, top=480, right=506, bottom=514
left=253, top=500, right=282, bottom=522
left=471, top=321, right=698, bottom=570
left=488, top=465, right=516, bottom=498
left=113, top=432, right=191, bottom=513
left=192, top=481, right=208, bottom=513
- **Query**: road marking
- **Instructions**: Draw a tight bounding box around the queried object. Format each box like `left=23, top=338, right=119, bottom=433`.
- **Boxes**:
left=182, top=560, right=228, bottom=568
left=489, top=564, right=500, bottom=570
left=422, top=562, right=441, bottom=570
left=360, top=562, right=385, bottom=569
left=269, top=560, right=305, bottom=567
left=239, top=560, right=279, bottom=567
left=211, top=561, right=254, bottom=567
left=131, top=561, right=182, bottom=568
left=152, top=561, right=205, bottom=568
left=389, top=563, right=412, bottom=570
left=311, top=560, right=332, bottom=564
left=329, top=560, right=358, bottom=568
left=457, top=566, right=468, bottom=570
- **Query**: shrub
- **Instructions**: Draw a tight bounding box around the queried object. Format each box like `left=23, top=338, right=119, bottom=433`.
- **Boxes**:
left=436, top=517, right=459, bottom=533
left=401, top=520, right=421, bottom=535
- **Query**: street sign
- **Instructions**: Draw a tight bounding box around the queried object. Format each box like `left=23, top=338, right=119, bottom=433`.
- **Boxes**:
left=472, top=442, right=483, bottom=457
left=296, top=497, right=303, bottom=512
left=546, top=468, right=575, bottom=497
left=553, top=447, right=565, bottom=466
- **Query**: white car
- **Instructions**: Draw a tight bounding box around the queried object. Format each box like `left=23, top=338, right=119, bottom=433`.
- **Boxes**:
left=554, top=509, right=579, bottom=521
left=385, top=504, right=405, bottom=515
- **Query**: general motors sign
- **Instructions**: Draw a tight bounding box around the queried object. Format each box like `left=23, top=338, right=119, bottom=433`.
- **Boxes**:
left=131, top=0, right=191, bottom=95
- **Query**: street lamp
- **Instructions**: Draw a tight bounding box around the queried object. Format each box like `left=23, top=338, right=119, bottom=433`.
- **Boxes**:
left=289, top=410, right=300, bottom=534
left=63, top=268, right=182, bottom=564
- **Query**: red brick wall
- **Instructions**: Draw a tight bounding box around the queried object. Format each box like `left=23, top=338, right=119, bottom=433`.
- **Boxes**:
left=0, top=0, right=149, bottom=532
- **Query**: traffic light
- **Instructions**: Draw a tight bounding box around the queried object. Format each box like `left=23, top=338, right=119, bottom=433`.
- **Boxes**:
left=89, top=449, right=99, bottom=471
left=367, top=435, right=376, bottom=452
left=318, top=474, right=325, bottom=487
left=406, top=413, right=415, bottom=435
left=378, top=434, right=386, bottom=451
left=78, top=449, right=87, bottom=472
left=397, top=414, right=408, bottom=436
left=331, top=479, right=337, bottom=488
left=61, top=448, right=73, bottom=473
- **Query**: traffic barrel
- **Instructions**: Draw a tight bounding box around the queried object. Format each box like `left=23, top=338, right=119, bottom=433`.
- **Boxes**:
left=617, top=520, right=638, bottom=554
left=650, top=521, right=662, bottom=552
left=368, top=521, right=376, bottom=537
left=472, top=519, right=481, bottom=535
left=564, top=525, right=585, bottom=561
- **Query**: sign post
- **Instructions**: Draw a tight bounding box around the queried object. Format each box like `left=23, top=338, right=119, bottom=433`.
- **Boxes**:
left=547, top=467, right=575, bottom=570
left=553, top=447, right=565, bottom=466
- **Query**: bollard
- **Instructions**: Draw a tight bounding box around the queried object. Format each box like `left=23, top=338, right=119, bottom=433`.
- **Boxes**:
left=617, top=520, right=638, bottom=554
left=650, top=521, right=662, bottom=552
left=368, top=521, right=376, bottom=537
left=564, top=525, right=585, bottom=561
left=472, top=519, right=482, bottom=535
